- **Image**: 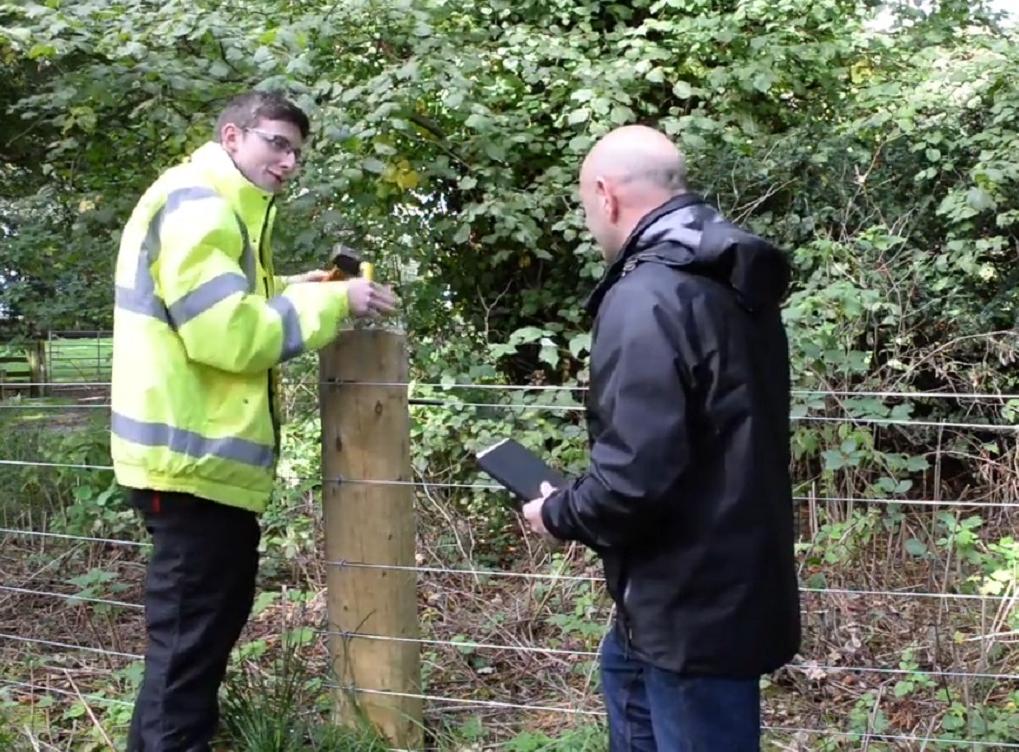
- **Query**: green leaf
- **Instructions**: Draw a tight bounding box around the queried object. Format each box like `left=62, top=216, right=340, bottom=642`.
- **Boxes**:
left=252, top=46, right=274, bottom=65
left=459, top=715, right=484, bottom=741
left=893, top=680, right=914, bottom=698
left=905, top=538, right=928, bottom=557
left=941, top=714, right=966, bottom=731
left=752, top=70, right=777, bottom=93
left=610, top=105, right=633, bottom=125
left=890, top=403, right=914, bottom=420
left=672, top=81, right=693, bottom=99
left=509, top=326, right=547, bottom=345
left=568, top=333, right=591, bottom=358
left=453, top=223, right=471, bottom=244
left=905, top=455, right=929, bottom=472
left=450, top=634, right=475, bottom=655
left=539, top=340, right=560, bottom=369
left=27, top=43, right=57, bottom=59
left=251, top=591, right=279, bottom=617
left=567, top=108, right=590, bottom=125
left=967, top=187, right=996, bottom=212
left=465, top=112, right=490, bottom=130
left=822, top=450, right=846, bottom=471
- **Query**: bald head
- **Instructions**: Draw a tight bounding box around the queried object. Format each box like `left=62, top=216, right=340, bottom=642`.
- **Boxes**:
left=582, top=125, right=687, bottom=194
left=578, top=126, right=687, bottom=262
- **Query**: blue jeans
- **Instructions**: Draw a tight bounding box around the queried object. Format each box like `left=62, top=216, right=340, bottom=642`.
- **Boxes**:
left=600, top=628, right=761, bottom=752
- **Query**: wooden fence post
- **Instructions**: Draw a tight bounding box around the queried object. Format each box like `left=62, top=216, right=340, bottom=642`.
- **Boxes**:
left=27, top=340, right=46, bottom=398
left=319, top=329, right=422, bottom=749
left=35, top=340, right=47, bottom=397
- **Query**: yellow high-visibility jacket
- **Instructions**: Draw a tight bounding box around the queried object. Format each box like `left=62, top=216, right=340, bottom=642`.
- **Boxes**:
left=111, top=142, right=349, bottom=512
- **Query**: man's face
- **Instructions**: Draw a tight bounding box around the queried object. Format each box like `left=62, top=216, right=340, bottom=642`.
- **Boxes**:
left=221, top=117, right=304, bottom=194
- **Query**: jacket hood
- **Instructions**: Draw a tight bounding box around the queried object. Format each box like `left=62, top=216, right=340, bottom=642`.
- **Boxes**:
left=587, top=194, right=790, bottom=315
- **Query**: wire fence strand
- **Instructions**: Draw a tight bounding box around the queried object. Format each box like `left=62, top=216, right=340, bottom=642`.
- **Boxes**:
left=1, top=676, right=1010, bottom=745
left=0, top=530, right=1013, bottom=603
left=4, top=390, right=1018, bottom=433
left=763, top=725, right=1019, bottom=749
left=327, top=682, right=607, bottom=717
left=321, top=380, right=1019, bottom=402
left=0, top=679, right=133, bottom=707
left=329, top=681, right=1019, bottom=733
left=0, top=459, right=114, bottom=471
left=328, top=560, right=1019, bottom=603
left=0, top=527, right=149, bottom=548
left=8, top=378, right=1019, bottom=402
left=0, top=404, right=109, bottom=410
left=3, top=459, right=1018, bottom=510
left=0, top=633, right=142, bottom=661
left=0, top=585, right=143, bottom=611
left=326, top=630, right=600, bottom=659
left=3, top=374, right=1019, bottom=748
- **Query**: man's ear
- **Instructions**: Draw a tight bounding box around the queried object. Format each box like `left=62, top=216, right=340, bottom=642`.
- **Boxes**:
left=220, top=122, right=242, bottom=154
left=596, top=176, right=619, bottom=222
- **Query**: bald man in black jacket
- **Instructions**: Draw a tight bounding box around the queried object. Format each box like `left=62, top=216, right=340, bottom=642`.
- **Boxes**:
left=524, top=125, right=800, bottom=752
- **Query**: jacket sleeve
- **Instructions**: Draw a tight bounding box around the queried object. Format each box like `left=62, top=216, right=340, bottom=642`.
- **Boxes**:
left=541, top=282, right=695, bottom=550
left=157, top=194, right=349, bottom=374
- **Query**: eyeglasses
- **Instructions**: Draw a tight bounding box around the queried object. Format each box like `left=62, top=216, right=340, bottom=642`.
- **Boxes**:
left=244, top=127, right=303, bottom=162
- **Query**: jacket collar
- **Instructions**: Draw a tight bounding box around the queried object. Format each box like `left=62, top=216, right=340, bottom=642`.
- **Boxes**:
left=585, top=193, right=705, bottom=316
left=188, top=142, right=274, bottom=218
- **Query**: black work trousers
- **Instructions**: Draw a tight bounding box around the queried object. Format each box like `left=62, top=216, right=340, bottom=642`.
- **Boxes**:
left=126, top=488, right=260, bottom=752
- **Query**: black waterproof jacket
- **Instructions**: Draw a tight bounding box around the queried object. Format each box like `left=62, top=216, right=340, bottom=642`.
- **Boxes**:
left=542, top=193, right=801, bottom=677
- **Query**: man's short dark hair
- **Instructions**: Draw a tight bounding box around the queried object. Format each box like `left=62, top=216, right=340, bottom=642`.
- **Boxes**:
left=214, top=90, right=310, bottom=141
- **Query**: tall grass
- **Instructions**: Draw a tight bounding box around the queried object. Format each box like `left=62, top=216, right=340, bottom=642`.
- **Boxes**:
left=220, top=624, right=389, bottom=752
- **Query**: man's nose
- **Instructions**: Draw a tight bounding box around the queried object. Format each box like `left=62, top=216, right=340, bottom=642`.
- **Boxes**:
left=279, top=151, right=298, bottom=172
